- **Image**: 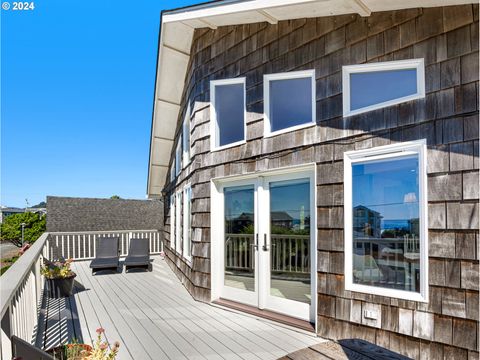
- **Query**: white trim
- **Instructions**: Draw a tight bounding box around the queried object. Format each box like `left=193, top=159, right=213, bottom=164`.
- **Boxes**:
left=263, top=70, right=316, bottom=138
left=343, top=139, right=428, bottom=303
left=182, top=184, right=192, bottom=263
left=210, top=78, right=247, bottom=152
left=182, top=103, right=191, bottom=168
left=342, top=58, right=425, bottom=117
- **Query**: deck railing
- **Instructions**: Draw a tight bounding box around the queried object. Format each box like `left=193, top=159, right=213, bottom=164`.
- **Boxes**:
left=225, top=233, right=310, bottom=274
left=45, top=229, right=163, bottom=260
left=0, top=230, right=163, bottom=359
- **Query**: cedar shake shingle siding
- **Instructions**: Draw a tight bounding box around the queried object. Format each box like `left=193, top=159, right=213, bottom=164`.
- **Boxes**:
left=47, top=196, right=163, bottom=232
left=164, top=5, right=479, bottom=359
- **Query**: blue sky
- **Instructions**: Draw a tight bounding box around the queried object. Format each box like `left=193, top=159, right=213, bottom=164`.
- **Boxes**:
left=1, top=0, right=200, bottom=207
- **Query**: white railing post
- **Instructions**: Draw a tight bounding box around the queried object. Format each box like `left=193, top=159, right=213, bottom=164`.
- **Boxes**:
left=1, top=308, right=13, bottom=360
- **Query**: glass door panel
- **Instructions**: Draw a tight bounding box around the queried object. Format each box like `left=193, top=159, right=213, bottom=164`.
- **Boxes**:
left=269, top=179, right=311, bottom=304
left=224, top=185, right=255, bottom=292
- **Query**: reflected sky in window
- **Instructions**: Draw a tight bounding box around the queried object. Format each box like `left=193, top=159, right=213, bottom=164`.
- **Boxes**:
left=350, top=69, right=417, bottom=111
left=269, top=77, right=312, bottom=132
left=215, top=83, right=244, bottom=146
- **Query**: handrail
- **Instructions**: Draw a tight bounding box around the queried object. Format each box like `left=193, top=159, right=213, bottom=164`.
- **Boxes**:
left=0, top=232, right=48, bottom=319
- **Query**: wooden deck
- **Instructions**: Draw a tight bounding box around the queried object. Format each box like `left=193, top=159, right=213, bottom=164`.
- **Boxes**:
left=35, top=256, right=323, bottom=360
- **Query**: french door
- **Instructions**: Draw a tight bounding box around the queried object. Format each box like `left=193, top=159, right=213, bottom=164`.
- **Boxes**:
left=213, top=169, right=316, bottom=322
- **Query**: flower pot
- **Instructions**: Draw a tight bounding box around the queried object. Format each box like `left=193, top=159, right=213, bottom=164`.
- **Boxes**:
left=46, top=273, right=76, bottom=298
left=48, top=343, right=92, bottom=360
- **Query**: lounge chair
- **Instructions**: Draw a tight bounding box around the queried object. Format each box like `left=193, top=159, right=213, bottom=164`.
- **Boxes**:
left=11, top=335, right=54, bottom=360
left=90, top=236, right=120, bottom=274
left=124, top=238, right=150, bottom=272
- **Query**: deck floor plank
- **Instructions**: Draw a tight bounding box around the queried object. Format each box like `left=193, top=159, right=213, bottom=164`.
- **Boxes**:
left=119, top=268, right=270, bottom=360
left=113, top=269, right=241, bottom=360
left=40, top=256, right=324, bottom=360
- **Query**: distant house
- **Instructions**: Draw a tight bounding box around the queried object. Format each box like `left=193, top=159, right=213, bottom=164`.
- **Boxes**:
left=353, top=205, right=382, bottom=238
left=0, top=207, right=25, bottom=223
left=147, top=1, right=479, bottom=358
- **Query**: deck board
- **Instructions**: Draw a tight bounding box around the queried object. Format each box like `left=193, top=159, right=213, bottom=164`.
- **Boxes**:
left=39, top=256, right=323, bottom=359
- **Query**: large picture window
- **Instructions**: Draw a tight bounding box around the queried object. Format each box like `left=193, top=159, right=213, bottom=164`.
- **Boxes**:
left=210, top=78, right=246, bottom=151
left=344, top=140, right=428, bottom=302
left=342, top=59, right=425, bottom=117
left=264, top=70, right=315, bottom=136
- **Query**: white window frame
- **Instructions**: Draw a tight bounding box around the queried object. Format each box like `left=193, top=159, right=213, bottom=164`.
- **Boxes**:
left=170, top=194, right=176, bottom=250
left=175, top=189, right=182, bottom=254
left=175, top=139, right=182, bottom=176
left=263, top=70, right=316, bottom=138
left=210, top=78, right=247, bottom=152
left=343, top=139, right=428, bottom=303
left=183, top=184, right=192, bottom=263
left=183, top=103, right=191, bottom=167
left=342, top=58, right=425, bottom=117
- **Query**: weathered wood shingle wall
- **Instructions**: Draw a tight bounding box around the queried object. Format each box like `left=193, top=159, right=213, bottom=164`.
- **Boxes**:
left=163, top=5, right=479, bottom=359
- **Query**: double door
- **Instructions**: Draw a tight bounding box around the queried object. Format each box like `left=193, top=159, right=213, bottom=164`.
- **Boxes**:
left=216, top=170, right=315, bottom=322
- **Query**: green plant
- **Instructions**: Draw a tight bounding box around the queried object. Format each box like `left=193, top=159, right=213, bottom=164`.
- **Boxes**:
left=0, top=255, right=19, bottom=275
left=41, top=258, right=75, bottom=279
left=0, top=212, right=46, bottom=245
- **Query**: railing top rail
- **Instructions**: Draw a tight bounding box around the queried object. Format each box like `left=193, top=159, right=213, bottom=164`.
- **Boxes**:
left=0, top=232, right=48, bottom=318
left=49, top=229, right=160, bottom=235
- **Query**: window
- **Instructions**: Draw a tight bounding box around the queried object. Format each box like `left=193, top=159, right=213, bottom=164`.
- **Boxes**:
left=344, top=140, right=428, bottom=302
left=342, top=59, right=425, bottom=117
left=170, top=161, right=175, bottom=182
left=175, top=190, right=182, bottom=253
left=175, top=139, right=182, bottom=176
left=210, top=78, right=246, bottom=151
left=183, top=185, right=192, bottom=262
left=170, top=194, right=175, bottom=250
left=183, top=104, right=191, bottom=166
left=264, top=70, right=315, bottom=136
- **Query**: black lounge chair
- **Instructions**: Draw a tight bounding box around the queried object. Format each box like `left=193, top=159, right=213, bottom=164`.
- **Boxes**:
left=90, top=236, right=120, bottom=274
left=11, top=335, right=54, bottom=360
left=124, top=238, right=150, bottom=272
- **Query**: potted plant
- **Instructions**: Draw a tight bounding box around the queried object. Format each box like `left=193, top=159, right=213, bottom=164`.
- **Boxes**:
left=41, top=258, right=76, bottom=298
left=48, top=328, right=120, bottom=360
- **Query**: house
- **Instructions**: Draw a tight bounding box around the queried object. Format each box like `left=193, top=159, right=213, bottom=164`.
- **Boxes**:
left=147, top=1, right=479, bottom=358
left=0, top=207, right=25, bottom=223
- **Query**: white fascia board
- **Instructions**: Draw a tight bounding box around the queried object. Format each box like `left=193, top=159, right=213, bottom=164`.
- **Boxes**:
left=162, top=0, right=320, bottom=24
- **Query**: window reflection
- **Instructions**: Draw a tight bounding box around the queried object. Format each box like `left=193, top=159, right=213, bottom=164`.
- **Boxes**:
left=352, top=156, right=420, bottom=292
left=269, top=77, right=313, bottom=132
left=270, top=179, right=311, bottom=303
left=224, top=186, right=255, bottom=291
left=350, top=68, right=418, bottom=111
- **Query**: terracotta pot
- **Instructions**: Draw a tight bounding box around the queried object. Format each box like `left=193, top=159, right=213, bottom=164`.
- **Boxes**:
left=46, top=273, right=76, bottom=298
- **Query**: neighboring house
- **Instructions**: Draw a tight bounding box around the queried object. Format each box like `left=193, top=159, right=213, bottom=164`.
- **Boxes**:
left=147, top=1, right=479, bottom=358
left=46, top=196, right=163, bottom=232
left=0, top=207, right=25, bottom=223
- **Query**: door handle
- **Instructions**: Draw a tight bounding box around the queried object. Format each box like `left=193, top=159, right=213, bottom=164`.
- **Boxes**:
left=262, top=233, right=269, bottom=251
